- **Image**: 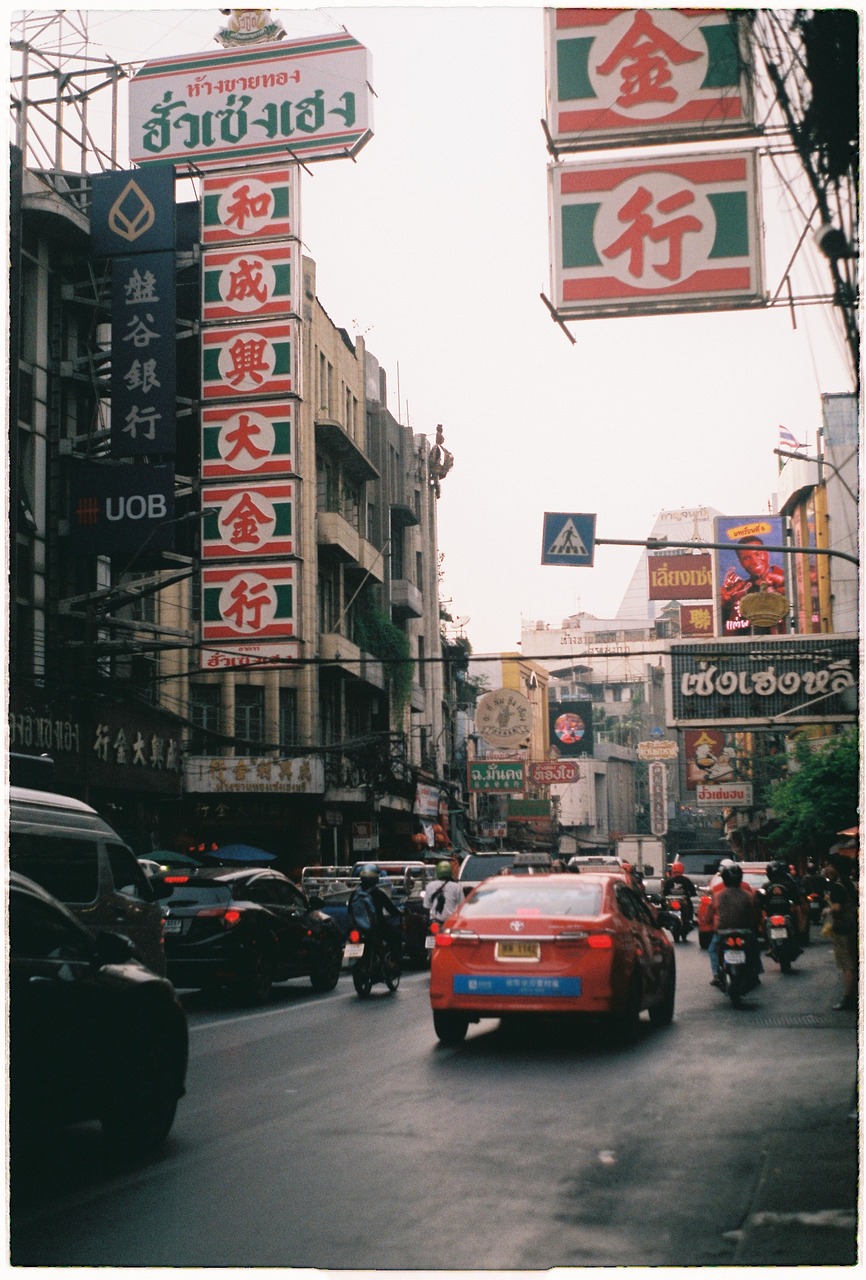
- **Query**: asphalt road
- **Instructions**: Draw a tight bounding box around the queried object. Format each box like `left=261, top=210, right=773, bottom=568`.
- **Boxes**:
left=9, top=933, right=859, bottom=1268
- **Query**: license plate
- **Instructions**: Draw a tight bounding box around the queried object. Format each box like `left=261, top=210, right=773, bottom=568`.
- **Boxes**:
left=344, top=943, right=364, bottom=959
left=425, top=935, right=436, bottom=949
left=724, top=950, right=746, bottom=964
left=163, top=917, right=182, bottom=933
left=495, top=941, right=540, bottom=961
left=770, top=928, right=787, bottom=939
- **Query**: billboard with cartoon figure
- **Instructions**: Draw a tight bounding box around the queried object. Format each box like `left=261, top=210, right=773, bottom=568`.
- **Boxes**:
left=715, top=515, right=788, bottom=636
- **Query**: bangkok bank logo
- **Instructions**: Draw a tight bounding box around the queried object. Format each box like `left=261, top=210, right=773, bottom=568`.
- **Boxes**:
left=107, top=180, right=157, bottom=243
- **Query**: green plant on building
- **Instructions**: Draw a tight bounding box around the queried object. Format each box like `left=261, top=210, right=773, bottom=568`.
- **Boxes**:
left=353, top=602, right=414, bottom=720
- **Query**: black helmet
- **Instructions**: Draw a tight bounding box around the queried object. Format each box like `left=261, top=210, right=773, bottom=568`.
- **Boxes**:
left=721, top=863, right=743, bottom=887
left=767, top=860, right=788, bottom=883
left=358, top=862, right=380, bottom=887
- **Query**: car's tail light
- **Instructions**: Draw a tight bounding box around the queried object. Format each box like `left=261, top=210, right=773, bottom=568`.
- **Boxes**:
left=808, top=893, right=819, bottom=902
left=429, top=920, right=441, bottom=935
left=769, top=914, right=786, bottom=926
left=164, top=875, right=189, bottom=884
left=434, top=933, right=453, bottom=947
left=348, top=928, right=361, bottom=944
left=668, top=899, right=681, bottom=909
left=587, top=934, right=613, bottom=949
left=195, top=906, right=242, bottom=928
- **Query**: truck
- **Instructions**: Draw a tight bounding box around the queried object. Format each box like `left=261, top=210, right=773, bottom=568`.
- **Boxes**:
left=614, top=836, right=664, bottom=877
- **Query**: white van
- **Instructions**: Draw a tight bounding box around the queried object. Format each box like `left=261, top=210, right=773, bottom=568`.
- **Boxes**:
left=8, top=786, right=166, bottom=976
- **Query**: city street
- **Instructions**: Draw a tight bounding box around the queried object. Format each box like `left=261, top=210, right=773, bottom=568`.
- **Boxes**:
left=10, top=935, right=858, bottom=1269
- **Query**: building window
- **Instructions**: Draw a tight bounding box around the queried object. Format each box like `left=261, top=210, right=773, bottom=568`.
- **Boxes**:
left=317, top=454, right=338, bottom=512
left=418, top=635, right=425, bottom=687
left=235, top=686, right=264, bottom=749
left=279, top=688, right=298, bottom=748
left=189, top=685, right=221, bottom=754
left=319, top=570, right=338, bottom=633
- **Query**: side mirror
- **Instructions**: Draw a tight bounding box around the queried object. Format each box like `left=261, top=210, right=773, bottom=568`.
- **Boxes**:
left=93, top=930, right=136, bottom=966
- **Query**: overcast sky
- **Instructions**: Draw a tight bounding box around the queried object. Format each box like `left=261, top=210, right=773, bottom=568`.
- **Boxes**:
left=39, top=6, right=856, bottom=654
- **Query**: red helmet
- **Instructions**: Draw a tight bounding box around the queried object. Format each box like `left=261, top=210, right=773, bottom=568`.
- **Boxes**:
left=670, top=861, right=685, bottom=876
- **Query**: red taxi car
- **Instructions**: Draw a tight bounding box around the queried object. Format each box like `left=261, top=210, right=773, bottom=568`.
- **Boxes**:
left=429, top=872, right=675, bottom=1045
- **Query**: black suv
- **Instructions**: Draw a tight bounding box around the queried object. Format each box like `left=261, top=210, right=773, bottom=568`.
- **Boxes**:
left=153, top=867, right=345, bottom=1004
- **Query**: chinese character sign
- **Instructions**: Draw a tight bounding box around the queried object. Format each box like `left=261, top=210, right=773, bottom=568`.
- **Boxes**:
left=129, top=33, right=373, bottom=169
left=201, top=167, right=300, bottom=245
left=201, top=400, right=294, bottom=479
left=201, top=480, right=295, bottom=559
left=110, top=252, right=177, bottom=455
left=680, top=603, right=715, bottom=638
left=201, top=320, right=297, bottom=400
left=714, top=515, right=787, bottom=637
left=549, top=149, right=763, bottom=318
left=545, top=8, right=754, bottom=151
left=201, top=563, right=295, bottom=642
left=202, top=243, right=300, bottom=323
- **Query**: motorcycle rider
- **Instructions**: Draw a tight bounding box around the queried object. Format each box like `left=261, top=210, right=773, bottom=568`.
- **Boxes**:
left=662, top=860, right=697, bottom=932
left=707, top=862, right=761, bottom=987
left=423, top=859, right=465, bottom=927
left=763, top=858, right=805, bottom=933
left=349, top=863, right=403, bottom=968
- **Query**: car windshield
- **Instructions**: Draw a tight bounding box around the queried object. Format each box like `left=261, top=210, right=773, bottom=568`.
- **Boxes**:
left=154, top=878, right=233, bottom=906
left=459, top=854, right=517, bottom=880
left=460, top=882, right=603, bottom=918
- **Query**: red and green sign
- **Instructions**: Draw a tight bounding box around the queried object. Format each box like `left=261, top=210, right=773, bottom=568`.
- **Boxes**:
left=201, top=563, right=296, bottom=642
left=201, top=480, right=295, bottom=560
left=201, top=400, right=294, bottom=480
left=201, top=167, right=300, bottom=245
left=549, top=149, right=763, bottom=317
left=201, top=319, right=297, bottom=400
left=202, top=243, right=299, bottom=323
left=545, top=9, right=754, bottom=151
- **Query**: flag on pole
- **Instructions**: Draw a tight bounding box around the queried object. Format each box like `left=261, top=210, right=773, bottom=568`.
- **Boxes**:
left=779, top=425, right=806, bottom=451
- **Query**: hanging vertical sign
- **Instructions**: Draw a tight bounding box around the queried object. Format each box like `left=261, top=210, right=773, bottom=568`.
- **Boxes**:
left=201, top=167, right=300, bottom=245
left=200, top=562, right=298, bottom=663
left=649, top=761, right=669, bottom=836
left=91, top=166, right=176, bottom=256
left=201, top=400, right=295, bottom=480
left=110, top=251, right=177, bottom=455
left=544, top=8, right=755, bottom=152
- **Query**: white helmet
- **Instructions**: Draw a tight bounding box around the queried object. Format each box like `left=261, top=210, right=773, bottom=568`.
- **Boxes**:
left=719, top=858, right=736, bottom=871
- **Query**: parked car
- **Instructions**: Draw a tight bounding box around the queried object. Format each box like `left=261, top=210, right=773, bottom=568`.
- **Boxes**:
left=9, top=785, right=166, bottom=976
left=151, top=867, right=344, bottom=1004
left=429, top=871, right=675, bottom=1044
left=8, top=871, right=188, bottom=1158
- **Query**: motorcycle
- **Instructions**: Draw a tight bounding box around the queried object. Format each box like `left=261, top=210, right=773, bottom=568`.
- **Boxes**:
left=661, top=893, right=693, bottom=943
left=806, top=891, right=824, bottom=928
left=718, top=928, right=761, bottom=1007
left=763, top=908, right=802, bottom=974
left=344, top=927, right=401, bottom=997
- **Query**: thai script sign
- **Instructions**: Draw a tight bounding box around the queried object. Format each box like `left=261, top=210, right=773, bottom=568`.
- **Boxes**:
left=201, top=480, right=295, bottom=559
left=670, top=637, right=858, bottom=726
left=715, top=515, right=787, bottom=636
left=648, top=552, right=712, bottom=600
left=200, top=641, right=300, bottom=669
left=680, top=603, right=715, bottom=637
left=202, top=166, right=300, bottom=244
left=201, top=562, right=295, bottom=645
left=185, top=754, right=324, bottom=794
left=637, top=740, right=679, bottom=762
left=69, top=463, right=175, bottom=556
left=468, top=761, right=527, bottom=792
left=549, top=700, right=594, bottom=758
left=528, top=760, right=580, bottom=785
left=111, top=251, right=177, bottom=455
left=696, top=782, right=753, bottom=807
left=91, top=167, right=176, bottom=255
left=549, top=149, right=763, bottom=319
left=202, top=242, right=299, bottom=323
left=129, top=32, right=373, bottom=169
left=544, top=8, right=755, bottom=152
left=201, top=400, right=294, bottom=480
left=414, top=783, right=442, bottom=817
left=474, top=688, right=533, bottom=748
left=201, top=319, right=297, bottom=400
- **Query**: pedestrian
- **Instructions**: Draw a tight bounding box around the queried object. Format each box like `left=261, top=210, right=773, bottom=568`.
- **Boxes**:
left=823, top=863, right=858, bottom=1011
left=423, top=859, right=465, bottom=927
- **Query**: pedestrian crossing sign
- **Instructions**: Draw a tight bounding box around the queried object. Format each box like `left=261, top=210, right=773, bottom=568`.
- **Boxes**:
left=541, top=512, right=596, bottom=566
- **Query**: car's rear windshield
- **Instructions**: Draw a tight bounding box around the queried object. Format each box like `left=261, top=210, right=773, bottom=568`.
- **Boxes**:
left=459, top=854, right=516, bottom=880
left=461, top=882, right=604, bottom=918
left=677, top=853, right=725, bottom=875
left=153, top=879, right=233, bottom=907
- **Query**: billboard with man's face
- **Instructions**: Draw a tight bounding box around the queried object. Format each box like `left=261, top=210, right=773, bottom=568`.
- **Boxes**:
left=714, top=515, right=788, bottom=636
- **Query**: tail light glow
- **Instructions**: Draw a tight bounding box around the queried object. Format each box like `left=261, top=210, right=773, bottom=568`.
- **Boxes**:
left=164, top=875, right=189, bottom=884
left=587, top=934, right=613, bottom=949
left=668, top=899, right=681, bottom=909
left=769, top=915, right=786, bottom=926
left=348, top=928, right=361, bottom=944
left=195, top=906, right=241, bottom=928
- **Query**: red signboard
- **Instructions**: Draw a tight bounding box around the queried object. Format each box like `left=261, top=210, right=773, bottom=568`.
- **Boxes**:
left=648, top=552, right=712, bottom=600
left=680, top=603, right=715, bottom=637
left=528, top=760, right=580, bottom=786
